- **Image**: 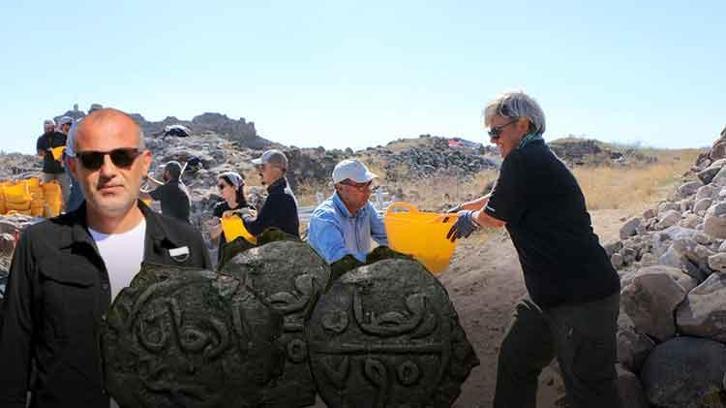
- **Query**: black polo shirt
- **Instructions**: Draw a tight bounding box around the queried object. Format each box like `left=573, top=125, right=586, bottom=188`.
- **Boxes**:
left=150, top=180, right=191, bottom=223
left=484, top=139, right=620, bottom=308
left=35, top=131, right=67, bottom=174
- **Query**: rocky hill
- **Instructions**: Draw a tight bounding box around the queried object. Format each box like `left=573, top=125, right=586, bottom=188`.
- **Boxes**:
left=55, top=107, right=273, bottom=150
left=549, top=136, right=657, bottom=166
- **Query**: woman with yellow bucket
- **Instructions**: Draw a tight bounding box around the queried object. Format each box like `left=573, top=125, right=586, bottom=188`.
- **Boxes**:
left=207, top=171, right=255, bottom=262
left=447, top=91, right=621, bottom=408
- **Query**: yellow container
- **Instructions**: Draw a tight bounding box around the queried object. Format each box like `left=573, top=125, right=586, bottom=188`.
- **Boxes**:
left=221, top=214, right=257, bottom=244
left=45, top=200, right=62, bottom=218
left=27, top=177, right=41, bottom=188
left=51, top=146, right=66, bottom=161
left=31, top=205, right=44, bottom=217
left=384, top=202, right=457, bottom=275
left=4, top=182, right=31, bottom=204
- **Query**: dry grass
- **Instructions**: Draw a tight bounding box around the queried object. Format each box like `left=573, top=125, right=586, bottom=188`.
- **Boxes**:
left=294, top=148, right=704, bottom=214
left=573, top=149, right=702, bottom=210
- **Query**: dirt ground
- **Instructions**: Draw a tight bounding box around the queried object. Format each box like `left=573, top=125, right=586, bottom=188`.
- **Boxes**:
left=440, top=208, right=638, bottom=407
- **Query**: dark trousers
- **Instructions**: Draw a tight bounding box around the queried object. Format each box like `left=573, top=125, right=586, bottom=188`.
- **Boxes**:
left=493, top=293, right=621, bottom=408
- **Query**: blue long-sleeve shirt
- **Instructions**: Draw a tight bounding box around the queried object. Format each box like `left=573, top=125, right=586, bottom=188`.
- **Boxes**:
left=307, top=192, right=388, bottom=263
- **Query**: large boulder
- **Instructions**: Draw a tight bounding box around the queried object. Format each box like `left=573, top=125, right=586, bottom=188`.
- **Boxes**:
left=220, top=240, right=331, bottom=407
left=705, top=202, right=726, bottom=239
left=620, top=218, right=641, bottom=240
left=711, top=166, right=726, bottom=186
left=640, top=337, right=726, bottom=408
left=101, top=265, right=284, bottom=408
left=306, top=258, right=479, bottom=407
left=621, top=266, right=693, bottom=341
left=616, top=365, right=650, bottom=408
left=651, top=226, right=698, bottom=258
left=617, top=327, right=656, bottom=373
left=676, top=273, right=726, bottom=342
left=656, top=210, right=681, bottom=230
left=709, top=252, right=726, bottom=272
left=677, top=180, right=703, bottom=198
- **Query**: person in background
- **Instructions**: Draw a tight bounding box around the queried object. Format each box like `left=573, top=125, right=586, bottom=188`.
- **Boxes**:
left=307, top=159, right=387, bottom=263
left=242, top=149, right=299, bottom=237
left=208, top=171, right=253, bottom=262
left=64, top=103, right=104, bottom=212
left=36, top=118, right=70, bottom=203
left=0, top=108, right=211, bottom=408
left=446, top=91, right=621, bottom=408
left=140, top=160, right=191, bottom=223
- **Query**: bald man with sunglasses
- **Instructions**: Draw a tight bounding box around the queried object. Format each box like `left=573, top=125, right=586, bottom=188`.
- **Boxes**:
left=0, top=109, right=211, bottom=408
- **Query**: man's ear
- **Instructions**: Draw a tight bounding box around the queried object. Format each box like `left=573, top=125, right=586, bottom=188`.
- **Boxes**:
left=141, top=150, right=152, bottom=175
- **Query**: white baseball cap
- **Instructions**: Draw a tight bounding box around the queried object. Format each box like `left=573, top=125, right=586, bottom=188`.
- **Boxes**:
left=332, top=159, right=377, bottom=184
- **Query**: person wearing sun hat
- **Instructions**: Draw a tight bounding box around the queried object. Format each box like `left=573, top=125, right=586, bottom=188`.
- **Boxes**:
left=307, top=159, right=388, bottom=264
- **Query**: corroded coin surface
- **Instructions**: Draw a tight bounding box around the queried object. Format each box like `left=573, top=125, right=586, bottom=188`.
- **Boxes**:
left=102, top=264, right=283, bottom=408
left=306, top=259, right=479, bottom=408
left=221, top=241, right=331, bottom=407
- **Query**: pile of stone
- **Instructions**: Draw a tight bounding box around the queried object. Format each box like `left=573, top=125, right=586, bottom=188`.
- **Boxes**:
left=359, top=135, right=498, bottom=182
left=0, top=153, right=42, bottom=180
left=604, top=126, right=726, bottom=407
left=549, top=137, right=657, bottom=167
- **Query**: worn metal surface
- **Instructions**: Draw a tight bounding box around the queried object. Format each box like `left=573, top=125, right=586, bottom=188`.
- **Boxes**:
left=221, top=240, right=331, bottom=407
left=306, top=258, right=479, bottom=408
left=102, top=264, right=284, bottom=408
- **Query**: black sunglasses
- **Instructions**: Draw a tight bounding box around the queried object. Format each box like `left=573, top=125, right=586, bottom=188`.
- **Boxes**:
left=488, top=119, right=518, bottom=139
left=75, top=148, right=143, bottom=170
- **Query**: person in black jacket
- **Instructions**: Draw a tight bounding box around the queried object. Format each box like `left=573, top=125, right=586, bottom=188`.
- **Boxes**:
left=446, top=92, right=621, bottom=408
left=244, top=149, right=300, bottom=237
left=36, top=118, right=71, bottom=204
left=140, top=160, right=191, bottom=223
left=0, top=108, right=211, bottom=408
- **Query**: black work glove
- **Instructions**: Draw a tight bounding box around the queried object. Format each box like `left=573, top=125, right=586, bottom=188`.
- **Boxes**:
left=446, top=210, right=480, bottom=242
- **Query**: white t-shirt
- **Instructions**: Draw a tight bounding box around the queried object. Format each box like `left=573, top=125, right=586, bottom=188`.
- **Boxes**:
left=88, top=219, right=146, bottom=301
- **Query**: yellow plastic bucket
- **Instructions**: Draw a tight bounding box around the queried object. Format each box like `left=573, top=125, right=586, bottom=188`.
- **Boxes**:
left=221, top=214, right=257, bottom=244
left=51, top=146, right=66, bottom=161
left=384, top=202, right=457, bottom=275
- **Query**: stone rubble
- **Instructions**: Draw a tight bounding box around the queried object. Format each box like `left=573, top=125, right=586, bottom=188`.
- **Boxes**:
left=608, top=126, right=726, bottom=406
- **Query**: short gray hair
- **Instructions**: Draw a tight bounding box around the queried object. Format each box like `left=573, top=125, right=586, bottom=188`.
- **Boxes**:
left=483, top=91, right=546, bottom=135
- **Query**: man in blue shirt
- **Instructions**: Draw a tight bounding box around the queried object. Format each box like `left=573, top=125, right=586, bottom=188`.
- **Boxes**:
left=308, top=159, right=388, bottom=263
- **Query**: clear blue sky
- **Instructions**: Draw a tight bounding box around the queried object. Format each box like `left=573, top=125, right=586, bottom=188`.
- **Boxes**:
left=1, top=0, right=724, bottom=154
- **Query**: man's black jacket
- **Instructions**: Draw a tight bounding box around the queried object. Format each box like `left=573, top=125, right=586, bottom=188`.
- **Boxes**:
left=0, top=201, right=211, bottom=408
left=243, top=177, right=300, bottom=237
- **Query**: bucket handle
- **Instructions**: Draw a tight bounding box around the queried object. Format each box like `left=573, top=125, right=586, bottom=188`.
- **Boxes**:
left=386, top=201, right=419, bottom=216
